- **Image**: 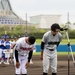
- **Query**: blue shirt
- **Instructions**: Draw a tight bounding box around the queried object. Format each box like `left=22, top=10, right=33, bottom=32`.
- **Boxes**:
left=0, top=40, right=6, bottom=49
left=5, top=41, right=11, bottom=49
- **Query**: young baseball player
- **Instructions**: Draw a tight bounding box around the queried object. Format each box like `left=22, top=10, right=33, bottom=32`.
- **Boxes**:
left=40, top=23, right=62, bottom=75
left=4, top=36, right=11, bottom=64
left=14, top=36, right=36, bottom=75
left=0, top=36, right=6, bottom=64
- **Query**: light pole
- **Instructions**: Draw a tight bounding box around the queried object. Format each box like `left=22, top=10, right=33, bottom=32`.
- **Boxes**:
left=25, top=13, right=28, bottom=36
left=66, top=12, right=70, bottom=75
left=10, top=26, right=14, bottom=39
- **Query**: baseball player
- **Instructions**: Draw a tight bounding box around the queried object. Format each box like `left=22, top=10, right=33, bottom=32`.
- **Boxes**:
left=14, top=36, right=36, bottom=75
left=4, top=36, right=11, bottom=64
left=0, top=36, right=6, bottom=64
left=0, top=39, right=2, bottom=64
left=40, top=23, right=62, bottom=75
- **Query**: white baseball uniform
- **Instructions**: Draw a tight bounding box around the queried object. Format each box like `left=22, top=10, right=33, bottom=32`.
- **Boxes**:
left=14, top=37, right=36, bottom=74
left=42, top=31, right=62, bottom=73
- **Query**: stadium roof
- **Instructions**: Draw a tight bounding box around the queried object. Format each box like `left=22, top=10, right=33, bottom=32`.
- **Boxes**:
left=0, top=0, right=27, bottom=25
left=0, top=0, right=12, bottom=11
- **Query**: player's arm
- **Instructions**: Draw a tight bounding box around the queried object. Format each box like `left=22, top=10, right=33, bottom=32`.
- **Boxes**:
left=57, top=42, right=60, bottom=47
left=40, top=34, right=47, bottom=60
left=25, top=51, right=33, bottom=68
left=15, top=50, right=19, bottom=62
left=15, top=49, right=20, bottom=68
left=28, top=51, right=33, bottom=63
left=15, top=42, right=20, bottom=68
left=40, top=42, right=45, bottom=60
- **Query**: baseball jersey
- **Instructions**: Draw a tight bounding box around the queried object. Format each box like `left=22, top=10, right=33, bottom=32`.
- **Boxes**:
left=0, top=40, right=6, bottom=49
left=15, top=37, right=36, bottom=56
left=5, top=41, right=11, bottom=49
left=42, top=31, right=62, bottom=50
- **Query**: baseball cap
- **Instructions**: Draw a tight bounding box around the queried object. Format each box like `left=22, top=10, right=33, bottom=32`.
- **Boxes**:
left=6, top=36, right=9, bottom=39
left=1, top=36, right=5, bottom=39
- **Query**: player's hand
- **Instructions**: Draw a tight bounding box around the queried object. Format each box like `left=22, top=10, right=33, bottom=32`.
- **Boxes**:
left=40, top=55, right=43, bottom=60
left=40, top=50, right=43, bottom=60
left=16, top=62, right=20, bottom=68
left=25, top=62, right=29, bottom=68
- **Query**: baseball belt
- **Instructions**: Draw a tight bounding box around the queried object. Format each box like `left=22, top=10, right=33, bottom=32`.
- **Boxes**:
left=46, top=48, right=54, bottom=51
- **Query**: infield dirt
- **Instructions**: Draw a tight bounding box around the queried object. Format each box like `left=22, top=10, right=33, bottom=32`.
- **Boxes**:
left=0, top=55, right=75, bottom=75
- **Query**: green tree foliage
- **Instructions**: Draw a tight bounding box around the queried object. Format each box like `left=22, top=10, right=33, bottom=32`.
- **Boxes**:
left=0, top=25, right=75, bottom=39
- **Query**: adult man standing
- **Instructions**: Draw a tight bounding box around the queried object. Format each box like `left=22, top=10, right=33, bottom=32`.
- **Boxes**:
left=40, top=23, right=62, bottom=75
left=14, top=36, right=36, bottom=75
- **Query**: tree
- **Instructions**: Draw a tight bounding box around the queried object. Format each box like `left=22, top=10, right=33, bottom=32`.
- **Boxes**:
left=73, top=23, right=75, bottom=25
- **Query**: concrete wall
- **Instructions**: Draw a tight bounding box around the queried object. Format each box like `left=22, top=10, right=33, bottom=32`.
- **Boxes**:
left=36, top=45, right=75, bottom=52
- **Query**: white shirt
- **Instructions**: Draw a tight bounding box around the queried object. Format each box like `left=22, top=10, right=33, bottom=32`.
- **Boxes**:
left=15, top=37, right=36, bottom=56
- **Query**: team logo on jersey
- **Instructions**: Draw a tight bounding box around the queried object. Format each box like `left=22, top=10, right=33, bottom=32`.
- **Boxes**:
left=20, top=47, right=32, bottom=51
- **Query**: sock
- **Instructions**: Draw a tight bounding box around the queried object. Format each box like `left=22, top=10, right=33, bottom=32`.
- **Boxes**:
left=52, top=73, right=57, bottom=75
left=43, top=72, right=48, bottom=75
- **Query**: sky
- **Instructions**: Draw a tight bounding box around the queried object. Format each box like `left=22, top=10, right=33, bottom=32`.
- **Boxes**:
left=9, top=0, right=75, bottom=23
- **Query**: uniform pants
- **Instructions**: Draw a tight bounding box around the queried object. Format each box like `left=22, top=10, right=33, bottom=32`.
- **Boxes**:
left=0, top=49, right=2, bottom=58
left=14, top=55, right=28, bottom=74
left=0, top=49, right=6, bottom=60
left=43, top=49, right=57, bottom=73
left=3, top=49, right=10, bottom=58
left=0, top=49, right=2, bottom=62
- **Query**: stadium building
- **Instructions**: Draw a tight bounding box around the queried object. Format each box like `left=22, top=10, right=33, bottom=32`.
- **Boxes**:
left=0, top=0, right=26, bottom=25
left=30, top=15, right=62, bottom=29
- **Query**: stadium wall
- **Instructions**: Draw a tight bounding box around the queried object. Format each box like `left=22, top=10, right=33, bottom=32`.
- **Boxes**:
left=36, top=45, right=75, bottom=52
